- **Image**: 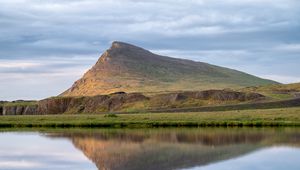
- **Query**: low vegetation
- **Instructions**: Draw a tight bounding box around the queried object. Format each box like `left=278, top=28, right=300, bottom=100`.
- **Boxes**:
left=0, top=107, right=299, bottom=128
left=0, top=101, right=37, bottom=107
left=242, top=83, right=300, bottom=100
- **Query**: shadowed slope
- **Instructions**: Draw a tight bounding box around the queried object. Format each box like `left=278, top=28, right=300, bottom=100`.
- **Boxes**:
left=62, top=41, right=277, bottom=96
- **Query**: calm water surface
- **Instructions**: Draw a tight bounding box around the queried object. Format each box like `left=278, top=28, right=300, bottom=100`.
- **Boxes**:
left=0, top=128, right=299, bottom=170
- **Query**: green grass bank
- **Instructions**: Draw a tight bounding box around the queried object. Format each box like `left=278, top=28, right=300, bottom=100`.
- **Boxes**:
left=0, top=107, right=299, bottom=128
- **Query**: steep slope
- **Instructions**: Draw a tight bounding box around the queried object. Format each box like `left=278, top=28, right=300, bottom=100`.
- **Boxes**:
left=62, top=41, right=278, bottom=96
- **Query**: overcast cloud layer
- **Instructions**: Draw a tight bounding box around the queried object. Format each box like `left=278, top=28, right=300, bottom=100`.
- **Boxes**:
left=0, top=0, right=300, bottom=100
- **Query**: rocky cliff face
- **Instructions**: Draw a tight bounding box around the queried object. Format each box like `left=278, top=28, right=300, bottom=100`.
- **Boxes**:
left=154, top=90, right=264, bottom=102
left=0, top=101, right=38, bottom=115
left=0, top=90, right=265, bottom=115
left=2, top=105, right=38, bottom=115
left=37, top=92, right=148, bottom=114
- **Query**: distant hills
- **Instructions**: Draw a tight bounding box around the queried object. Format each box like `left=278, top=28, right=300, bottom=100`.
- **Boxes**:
left=62, top=41, right=278, bottom=96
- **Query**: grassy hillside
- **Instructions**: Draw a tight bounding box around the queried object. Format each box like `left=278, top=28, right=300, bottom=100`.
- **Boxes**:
left=62, top=41, right=277, bottom=96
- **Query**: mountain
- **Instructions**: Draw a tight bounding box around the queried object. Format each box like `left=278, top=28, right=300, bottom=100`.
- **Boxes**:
left=62, top=41, right=278, bottom=96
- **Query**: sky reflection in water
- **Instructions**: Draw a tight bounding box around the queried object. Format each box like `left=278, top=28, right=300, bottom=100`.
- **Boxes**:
left=183, top=147, right=300, bottom=170
left=0, top=133, right=96, bottom=170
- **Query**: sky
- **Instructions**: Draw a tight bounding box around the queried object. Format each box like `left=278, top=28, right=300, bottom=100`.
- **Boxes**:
left=0, top=0, right=300, bottom=100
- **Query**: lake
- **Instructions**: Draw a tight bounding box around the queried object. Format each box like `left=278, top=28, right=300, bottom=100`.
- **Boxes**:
left=0, top=128, right=299, bottom=170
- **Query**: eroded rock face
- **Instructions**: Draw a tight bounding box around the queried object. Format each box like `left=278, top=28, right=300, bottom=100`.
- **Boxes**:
left=35, top=92, right=149, bottom=114
left=0, top=93, right=148, bottom=115
left=294, top=93, right=300, bottom=98
left=153, top=90, right=264, bottom=103
left=1, top=105, right=38, bottom=115
left=23, top=105, right=38, bottom=115
left=104, top=93, right=149, bottom=111
left=185, top=90, right=264, bottom=101
left=38, top=97, right=74, bottom=114
left=0, top=90, right=265, bottom=115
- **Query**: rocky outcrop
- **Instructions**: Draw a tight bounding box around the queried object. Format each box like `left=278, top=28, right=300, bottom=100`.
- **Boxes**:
left=198, top=90, right=259, bottom=101
left=0, top=93, right=148, bottom=115
left=0, top=100, right=38, bottom=115
left=38, top=97, right=74, bottom=114
left=183, top=90, right=264, bottom=101
left=0, top=90, right=265, bottom=115
left=151, top=90, right=265, bottom=107
left=36, top=92, right=149, bottom=115
left=1, top=105, right=38, bottom=115
left=294, top=92, right=300, bottom=98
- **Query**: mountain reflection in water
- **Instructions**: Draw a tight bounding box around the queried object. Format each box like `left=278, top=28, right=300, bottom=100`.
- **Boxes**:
left=0, top=128, right=299, bottom=170
left=48, top=128, right=300, bottom=170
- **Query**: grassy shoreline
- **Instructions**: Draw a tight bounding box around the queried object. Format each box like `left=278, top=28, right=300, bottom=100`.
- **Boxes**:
left=0, top=107, right=299, bottom=128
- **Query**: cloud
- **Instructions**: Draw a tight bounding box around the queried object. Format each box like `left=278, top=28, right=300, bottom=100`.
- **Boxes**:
left=0, top=56, right=96, bottom=74
left=274, top=43, right=300, bottom=52
left=0, top=160, right=42, bottom=169
left=0, top=57, right=96, bottom=100
left=0, top=0, right=299, bottom=99
left=0, top=61, right=42, bottom=69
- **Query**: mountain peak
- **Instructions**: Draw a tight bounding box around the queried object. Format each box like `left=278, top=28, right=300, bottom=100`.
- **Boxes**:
left=102, top=41, right=153, bottom=61
left=110, top=41, right=144, bottom=51
left=111, top=41, right=133, bottom=48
